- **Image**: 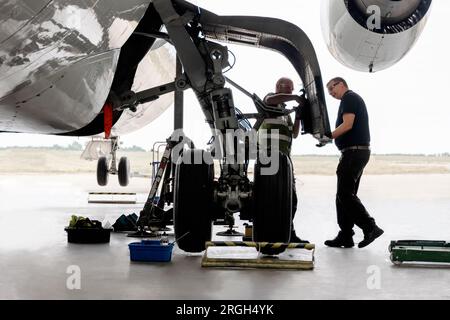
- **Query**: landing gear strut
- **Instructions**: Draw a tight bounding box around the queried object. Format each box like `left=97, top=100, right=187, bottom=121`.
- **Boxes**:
left=216, top=213, right=244, bottom=237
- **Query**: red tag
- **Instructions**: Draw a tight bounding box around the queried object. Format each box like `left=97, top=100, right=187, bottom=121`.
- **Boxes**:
left=103, top=103, right=113, bottom=139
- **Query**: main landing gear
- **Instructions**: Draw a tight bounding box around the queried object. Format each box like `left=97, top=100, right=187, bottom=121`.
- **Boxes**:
left=103, top=0, right=331, bottom=254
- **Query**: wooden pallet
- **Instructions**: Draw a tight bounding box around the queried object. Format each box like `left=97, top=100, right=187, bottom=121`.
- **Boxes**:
left=201, top=241, right=315, bottom=270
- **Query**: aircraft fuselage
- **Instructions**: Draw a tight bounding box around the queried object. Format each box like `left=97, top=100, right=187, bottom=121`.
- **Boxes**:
left=0, top=0, right=155, bottom=134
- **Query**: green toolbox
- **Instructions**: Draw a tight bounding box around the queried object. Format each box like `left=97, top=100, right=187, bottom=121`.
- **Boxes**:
left=389, top=240, right=450, bottom=265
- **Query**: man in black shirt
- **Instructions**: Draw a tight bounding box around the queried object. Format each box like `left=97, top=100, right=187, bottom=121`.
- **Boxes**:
left=324, top=77, right=383, bottom=248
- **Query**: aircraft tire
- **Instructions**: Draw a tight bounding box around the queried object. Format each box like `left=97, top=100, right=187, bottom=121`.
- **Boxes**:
left=252, top=151, right=292, bottom=254
left=118, top=157, right=130, bottom=187
left=174, top=149, right=214, bottom=252
left=97, top=157, right=109, bottom=186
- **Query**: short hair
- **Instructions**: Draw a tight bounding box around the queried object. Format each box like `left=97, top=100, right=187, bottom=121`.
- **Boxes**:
left=327, top=77, right=348, bottom=88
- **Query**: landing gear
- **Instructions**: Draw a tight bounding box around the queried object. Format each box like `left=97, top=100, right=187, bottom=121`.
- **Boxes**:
left=96, top=157, right=109, bottom=186
left=216, top=213, right=244, bottom=237
left=118, top=157, right=130, bottom=187
left=107, top=0, right=331, bottom=255
left=92, top=136, right=130, bottom=187
left=253, top=151, right=293, bottom=252
left=174, top=149, right=215, bottom=252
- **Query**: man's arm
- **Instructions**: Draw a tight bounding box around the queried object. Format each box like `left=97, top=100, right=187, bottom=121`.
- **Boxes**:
left=265, top=92, right=306, bottom=139
left=331, top=113, right=355, bottom=139
left=264, top=93, right=303, bottom=106
left=292, top=119, right=301, bottom=139
left=292, top=111, right=302, bottom=138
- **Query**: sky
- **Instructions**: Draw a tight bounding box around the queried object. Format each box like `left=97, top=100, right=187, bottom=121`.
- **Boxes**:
left=1, top=0, right=449, bottom=155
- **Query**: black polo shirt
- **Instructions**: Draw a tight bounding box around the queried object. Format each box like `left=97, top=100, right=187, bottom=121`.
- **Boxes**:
left=335, top=90, right=370, bottom=150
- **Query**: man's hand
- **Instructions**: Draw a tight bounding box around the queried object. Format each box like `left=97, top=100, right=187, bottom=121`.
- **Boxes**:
left=295, top=95, right=307, bottom=105
left=295, top=106, right=304, bottom=120
left=294, top=95, right=308, bottom=120
left=315, top=132, right=333, bottom=147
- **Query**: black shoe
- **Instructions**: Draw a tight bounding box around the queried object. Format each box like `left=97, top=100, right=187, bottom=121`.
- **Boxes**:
left=290, top=232, right=310, bottom=244
left=324, top=231, right=355, bottom=248
left=358, top=226, right=384, bottom=248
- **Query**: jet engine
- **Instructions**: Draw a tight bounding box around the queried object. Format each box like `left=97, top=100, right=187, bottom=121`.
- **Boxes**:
left=321, top=0, right=432, bottom=72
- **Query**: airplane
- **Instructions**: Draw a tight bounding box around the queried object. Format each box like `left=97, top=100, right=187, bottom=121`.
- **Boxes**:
left=0, top=0, right=433, bottom=252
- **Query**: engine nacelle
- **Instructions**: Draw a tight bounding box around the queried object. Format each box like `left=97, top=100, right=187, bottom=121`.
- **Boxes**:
left=321, top=0, right=432, bottom=72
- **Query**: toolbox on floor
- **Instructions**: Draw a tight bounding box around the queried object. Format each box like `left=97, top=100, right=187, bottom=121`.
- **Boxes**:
left=389, top=240, right=450, bottom=265
left=65, top=227, right=112, bottom=243
left=128, top=240, right=174, bottom=262
left=65, top=215, right=112, bottom=243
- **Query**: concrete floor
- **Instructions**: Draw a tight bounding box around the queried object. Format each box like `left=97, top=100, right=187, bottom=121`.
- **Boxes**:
left=0, top=173, right=449, bottom=299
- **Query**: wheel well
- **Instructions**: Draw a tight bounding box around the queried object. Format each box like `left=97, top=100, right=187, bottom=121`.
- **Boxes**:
left=58, top=4, right=163, bottom=137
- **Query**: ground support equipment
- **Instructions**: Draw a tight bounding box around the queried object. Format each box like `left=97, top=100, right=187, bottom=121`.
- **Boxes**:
left=389, top=240, right=450, bottom=265
left=201, top=241, right=315, bottom=270
left=88, top=192, right=137, bottom=204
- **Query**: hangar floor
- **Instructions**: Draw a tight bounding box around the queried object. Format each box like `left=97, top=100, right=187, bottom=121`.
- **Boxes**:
left=0, top=173, right=449, bottom=299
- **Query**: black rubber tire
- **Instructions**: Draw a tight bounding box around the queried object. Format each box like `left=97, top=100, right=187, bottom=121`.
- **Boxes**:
left=118, top=157, right=130, bottom=187
left=174, top=149, right=214, bottom=252
left=97, top=157, right=109, bottom=186
left=252, top=151, right=292, bottom=252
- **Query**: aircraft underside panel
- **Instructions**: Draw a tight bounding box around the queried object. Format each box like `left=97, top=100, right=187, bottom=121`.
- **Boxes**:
left=111, top=45, right=176, bottom=136
left=0, top=0, right=154, bottom=134
left=0, top=50, right=119, bottom=133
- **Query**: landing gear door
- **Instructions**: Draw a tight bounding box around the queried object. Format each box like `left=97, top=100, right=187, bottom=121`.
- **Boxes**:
left=81, top=138, right=112, bottom=161
left=182, top=3, right=331, bottom=138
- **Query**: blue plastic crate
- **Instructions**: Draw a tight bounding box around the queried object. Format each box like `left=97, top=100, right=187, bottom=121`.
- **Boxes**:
left=128, top=240, right=174, bottom=262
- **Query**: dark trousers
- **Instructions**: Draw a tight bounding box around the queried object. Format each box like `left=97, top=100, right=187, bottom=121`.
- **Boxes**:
left=292, top=177, right=298, bottom=231
left=336, top=149, right=375, bottom=235
left=289, top=156, right=298, bottom=233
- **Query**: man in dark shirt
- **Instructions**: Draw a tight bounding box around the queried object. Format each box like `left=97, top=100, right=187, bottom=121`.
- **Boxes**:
left=324, top=77, right=383, bottom=248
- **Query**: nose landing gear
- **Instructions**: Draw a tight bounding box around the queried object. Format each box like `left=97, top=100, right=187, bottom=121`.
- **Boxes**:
left=94, top=136, right=130, bottom=187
